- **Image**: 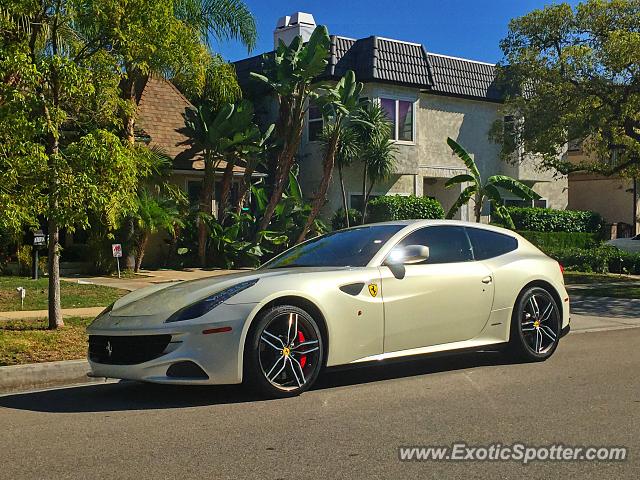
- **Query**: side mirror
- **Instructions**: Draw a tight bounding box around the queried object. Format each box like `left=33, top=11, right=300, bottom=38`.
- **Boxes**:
left=385, top=244, right=429, bottom=266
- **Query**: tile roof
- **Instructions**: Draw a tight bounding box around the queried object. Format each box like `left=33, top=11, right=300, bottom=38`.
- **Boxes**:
left=234, top=36, right=503, bottom=102
left=427, top=53, right=502, bottom=102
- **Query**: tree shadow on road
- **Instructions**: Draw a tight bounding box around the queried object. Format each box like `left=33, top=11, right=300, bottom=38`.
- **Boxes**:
left=0, top=349, right=517, bottom=413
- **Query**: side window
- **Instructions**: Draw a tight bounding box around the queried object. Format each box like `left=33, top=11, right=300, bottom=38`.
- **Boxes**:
left=399, top=226, right=473, bottom=264
left=466, top=227, right=518, bottom=260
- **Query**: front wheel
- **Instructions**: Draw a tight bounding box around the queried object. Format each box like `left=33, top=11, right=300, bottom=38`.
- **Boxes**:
left=244, top=305, right=324, bottom=398
left=508, top=286, right=561, bottom=362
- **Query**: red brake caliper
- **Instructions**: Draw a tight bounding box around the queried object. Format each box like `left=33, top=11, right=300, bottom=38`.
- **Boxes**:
left=297, top=330, right=307, bottom=369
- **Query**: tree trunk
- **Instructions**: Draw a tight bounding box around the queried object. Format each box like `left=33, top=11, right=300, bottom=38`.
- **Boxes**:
left=296, top=131, right=340, bottom=244
left=218, top=158, right=236, bottom=222
left=360, top=162, right=368, bottom=223
left=47, top=216, right=63, bottom=329
left=337, top=163, right=349, bottom=228
left=119, top=68, right=139, bottom=146
left=257, top=93, right=305, bottom=234
left=474, top=193, right=483, bottom=223
left=198, top=156, right=216, bottom=266
left=134, top=232, right=149, bottom=273
left=44, top=18, right=63, bottom=329
left=234, top=159, right=257, bottom=215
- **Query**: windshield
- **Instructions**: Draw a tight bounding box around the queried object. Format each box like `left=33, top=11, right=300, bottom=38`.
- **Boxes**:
left=262, top=225, right=404, bottom=269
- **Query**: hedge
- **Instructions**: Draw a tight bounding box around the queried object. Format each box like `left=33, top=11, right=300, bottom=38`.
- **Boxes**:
left=331, top=208, right=363, bottom=230
left=366, top=195, right=445, bottom=223
left=506, top=207, right=604, bottom=233
left=517, top=231, right=599, bottom=250
left=546, top=245, right=640, bottom=274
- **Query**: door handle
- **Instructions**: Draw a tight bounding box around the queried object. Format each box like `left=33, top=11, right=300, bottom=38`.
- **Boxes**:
left=481, top=276, right=493, bottom=284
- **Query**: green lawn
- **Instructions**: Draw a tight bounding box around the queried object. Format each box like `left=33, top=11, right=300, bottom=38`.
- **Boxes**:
left=0, top=276, right=127, bottom=312
left=564, top=271, right=640, bottom=299
left=0, top=316, right=90, bottom=366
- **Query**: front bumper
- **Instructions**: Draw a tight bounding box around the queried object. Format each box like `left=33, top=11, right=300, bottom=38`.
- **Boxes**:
left=87, top=303, right=257, bottom=385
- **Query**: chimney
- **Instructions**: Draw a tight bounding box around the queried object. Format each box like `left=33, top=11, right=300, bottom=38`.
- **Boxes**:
left=273, top=12, right=317, bottom=48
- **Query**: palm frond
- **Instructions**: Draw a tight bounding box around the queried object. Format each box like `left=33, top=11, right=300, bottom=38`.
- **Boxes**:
left=176, top=0, right=257, bottom=51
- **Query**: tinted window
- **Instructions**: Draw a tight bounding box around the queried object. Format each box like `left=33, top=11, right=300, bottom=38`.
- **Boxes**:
left=398, top=226, right=473, bottom=264
left=262, top=225, right=404, bottom=269
left=466, top=227, right=518, bottom=260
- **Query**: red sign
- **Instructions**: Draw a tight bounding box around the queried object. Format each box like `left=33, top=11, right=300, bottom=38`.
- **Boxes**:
left=111, top=244, right=122, bottom=258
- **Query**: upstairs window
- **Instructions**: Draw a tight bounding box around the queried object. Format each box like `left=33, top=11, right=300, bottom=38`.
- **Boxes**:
left=308, top=103, right=323, bottom=142
left=380, top=98, right=414, bottom=142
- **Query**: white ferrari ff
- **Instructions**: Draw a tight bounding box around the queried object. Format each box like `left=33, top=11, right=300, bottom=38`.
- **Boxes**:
left=88, top=220, right=570, bottom=397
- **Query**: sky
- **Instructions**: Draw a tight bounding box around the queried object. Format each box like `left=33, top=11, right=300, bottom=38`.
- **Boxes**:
left=213, top=0, right=579, bottom=64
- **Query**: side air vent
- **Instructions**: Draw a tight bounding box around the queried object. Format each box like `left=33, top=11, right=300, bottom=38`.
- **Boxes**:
left=339, top=282, right=365, bottom=296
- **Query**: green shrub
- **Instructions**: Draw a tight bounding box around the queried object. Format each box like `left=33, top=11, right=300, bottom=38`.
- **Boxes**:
left=331, top=209, right=363, bottom=230
left=507, top=207, right=604, bottom=233
left=545, top=245, right=640, bottom=274
left=545, top=247, right=611, bottom=273
left=366, top=195, right=445, bottom=223
left=518, top=231, right=599, bottom=250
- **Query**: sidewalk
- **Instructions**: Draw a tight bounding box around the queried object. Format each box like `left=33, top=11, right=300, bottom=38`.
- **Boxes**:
left=0, top=306, right=104, bottom=321
left=62, top=268, right=242, bottom=292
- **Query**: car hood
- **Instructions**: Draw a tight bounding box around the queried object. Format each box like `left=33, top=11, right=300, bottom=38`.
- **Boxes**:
left=108, top=267, right=348, bottom=318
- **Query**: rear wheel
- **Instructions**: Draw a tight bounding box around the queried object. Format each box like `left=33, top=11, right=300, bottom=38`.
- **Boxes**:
left=508, top=286, right=561, bottom=362
left=244, top=305, right=323, bottom=398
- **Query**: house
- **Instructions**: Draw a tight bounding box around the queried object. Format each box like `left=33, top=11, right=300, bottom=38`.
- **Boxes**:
left=234, top=12, right=568, bottom=222
left=133, top=75, right=260, bottom=265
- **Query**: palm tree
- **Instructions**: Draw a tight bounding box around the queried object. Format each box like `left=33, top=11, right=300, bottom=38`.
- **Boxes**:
left=361, top=136, right=397, bottom=222
left=296, top=70, right=364, bottom=243
left=133, top=190, right=185, bottom=272
left=445, top=137, right=540, bottom=227
left=326, top=127, right=360, bottom=228
left=351, top=103, right=394, bottom=222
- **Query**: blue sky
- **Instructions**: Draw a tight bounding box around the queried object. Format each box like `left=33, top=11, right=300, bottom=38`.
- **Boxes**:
left=214, top=0, right=577, bottom=64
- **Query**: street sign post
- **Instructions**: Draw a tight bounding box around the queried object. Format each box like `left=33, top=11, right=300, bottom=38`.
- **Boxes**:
left=112, top=244, right=122, bottom=279
left=31, top=230, right=47, bottom=280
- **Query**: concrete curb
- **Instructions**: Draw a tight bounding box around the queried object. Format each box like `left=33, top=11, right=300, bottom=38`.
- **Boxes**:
left=0, top=359, right=105, bottom=395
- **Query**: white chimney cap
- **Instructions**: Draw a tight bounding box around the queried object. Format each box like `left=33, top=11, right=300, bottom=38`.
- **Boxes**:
left=290, top=12, right=315, bottom=26
left=276, top=15, right=291, bottom=29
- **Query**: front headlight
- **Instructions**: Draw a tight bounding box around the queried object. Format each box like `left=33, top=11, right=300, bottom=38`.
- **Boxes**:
left=165, top=279, right=258, bottom=323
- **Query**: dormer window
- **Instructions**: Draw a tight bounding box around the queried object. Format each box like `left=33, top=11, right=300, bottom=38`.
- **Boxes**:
left=380, top=98, right=414, bottom=142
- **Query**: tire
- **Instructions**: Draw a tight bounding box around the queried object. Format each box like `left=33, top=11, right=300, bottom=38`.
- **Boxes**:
left=507, top=286, right=561, bottom=362
left=243, top=305, right=324, bottom=398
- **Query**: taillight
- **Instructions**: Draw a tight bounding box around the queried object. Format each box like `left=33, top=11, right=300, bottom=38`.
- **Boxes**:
left=559, top=263, right=564, bottom=274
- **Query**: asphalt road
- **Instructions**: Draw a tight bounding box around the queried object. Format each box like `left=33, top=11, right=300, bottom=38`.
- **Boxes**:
left=1, top=328, right=638, bottom=479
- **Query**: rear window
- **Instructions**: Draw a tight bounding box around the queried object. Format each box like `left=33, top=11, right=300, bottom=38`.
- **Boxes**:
left=466, top=227, right=518, bottom=260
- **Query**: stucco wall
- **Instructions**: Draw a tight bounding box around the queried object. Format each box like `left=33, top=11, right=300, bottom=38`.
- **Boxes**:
left=298, top=82, right=568, bottom=220
left=569, top=173, right=637, bottom=227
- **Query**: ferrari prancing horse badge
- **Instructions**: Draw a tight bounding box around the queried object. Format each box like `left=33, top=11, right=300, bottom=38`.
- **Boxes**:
left=368, top=283, right=378, bottom=297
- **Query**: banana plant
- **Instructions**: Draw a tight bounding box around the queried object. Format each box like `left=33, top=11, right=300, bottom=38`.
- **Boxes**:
left=296, top=70, right=366, bottom=243
left=249, top=26, right=331, bottom=234
left=181, top=100, right=273, bottom=265
left=445, top=137, right=540, bottom=227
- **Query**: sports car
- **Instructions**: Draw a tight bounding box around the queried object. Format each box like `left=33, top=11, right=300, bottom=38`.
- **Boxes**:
left=87, top=220, right=570, bottom=397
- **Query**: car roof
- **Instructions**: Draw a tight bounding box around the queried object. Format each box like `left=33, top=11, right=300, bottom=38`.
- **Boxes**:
left=350, top=219, right=518, bottom=237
